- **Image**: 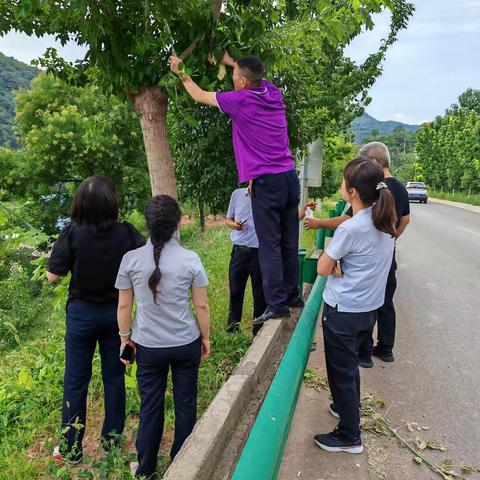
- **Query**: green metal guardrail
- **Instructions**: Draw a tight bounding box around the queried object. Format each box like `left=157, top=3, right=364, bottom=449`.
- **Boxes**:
left=231, top=274, right=327, bottom=480
left=233, top=199, right=348, bottom=479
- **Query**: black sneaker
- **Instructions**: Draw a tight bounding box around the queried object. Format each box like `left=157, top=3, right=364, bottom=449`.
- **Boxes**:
left=314, top=430, right=363, bottom=454
left=358, top=357, right=374, bottom=368
left=252, top=308, right=290, bottom=326
left=329, top=403, right=339, bottom=419
left=372, top=345, right=394, bottom=362
left=288, top=296, right=305, bottom=308
left=226, top=323, right=240, bottom=333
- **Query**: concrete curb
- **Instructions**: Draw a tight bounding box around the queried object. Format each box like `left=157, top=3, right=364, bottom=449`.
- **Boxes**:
left=163, top=312, right=298, bottom=480
left=430, top=197, right=480, bottom=214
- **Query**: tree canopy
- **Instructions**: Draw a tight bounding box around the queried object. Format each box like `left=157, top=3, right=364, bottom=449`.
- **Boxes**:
left=0, top=0, right=414, bottom=198
left=0, top=74, right=150, bottom=232
left=416, top=88, right=480, bottom=193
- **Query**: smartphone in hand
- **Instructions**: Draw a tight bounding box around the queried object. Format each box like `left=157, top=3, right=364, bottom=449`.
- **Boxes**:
left=120, top=344, right=135, bottom=364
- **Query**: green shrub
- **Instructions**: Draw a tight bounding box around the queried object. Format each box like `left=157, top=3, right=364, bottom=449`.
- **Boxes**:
left=0, top=252, right=51, bottom=349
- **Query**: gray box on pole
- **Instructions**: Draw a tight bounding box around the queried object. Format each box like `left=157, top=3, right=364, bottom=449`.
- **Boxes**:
left=306, top=139, right=323, bottom=188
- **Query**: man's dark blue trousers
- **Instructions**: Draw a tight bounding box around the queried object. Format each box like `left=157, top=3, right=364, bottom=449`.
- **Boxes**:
left=252, top=169, right=300, bottom=315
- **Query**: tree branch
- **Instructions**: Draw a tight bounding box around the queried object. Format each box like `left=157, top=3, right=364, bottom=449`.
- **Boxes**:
left=179, top=0, right=223, bottom=60
left=179, top=35, right=204, bottom=60
left=211, top=0, right=223, bottom=22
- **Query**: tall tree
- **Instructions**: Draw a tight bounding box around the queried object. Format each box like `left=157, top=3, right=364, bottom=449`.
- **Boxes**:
left=0, top=0, right=413, bottom=198
left=416, top=89, right=480, bottom=193
left=0, top=74, right=149, bottom=232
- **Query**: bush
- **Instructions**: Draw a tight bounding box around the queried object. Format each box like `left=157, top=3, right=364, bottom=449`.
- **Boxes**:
left=0, top=248, right=51, bottom=349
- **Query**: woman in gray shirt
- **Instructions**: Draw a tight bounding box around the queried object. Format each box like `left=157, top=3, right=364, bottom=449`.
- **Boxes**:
left=314, top=159, right=396, bottom=455
left=115, top=195, right=211, bottom=478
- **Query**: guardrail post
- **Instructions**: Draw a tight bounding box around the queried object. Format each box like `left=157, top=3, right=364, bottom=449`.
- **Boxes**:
left=335, top=202, right=342, bottom=216
left=325, top=209, right=336, bottom=237
left=297, top=249, right=306, bottom=293
left=316, top=227, right=326, bottom=250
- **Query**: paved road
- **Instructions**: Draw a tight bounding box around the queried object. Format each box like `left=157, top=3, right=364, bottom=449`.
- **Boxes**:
left=280, top=202, right=480, bottom=479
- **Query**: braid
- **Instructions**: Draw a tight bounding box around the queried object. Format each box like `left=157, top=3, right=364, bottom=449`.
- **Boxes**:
left=148, top=242, right=165, bottom=304
left=145, top=195, right=182, bottom=304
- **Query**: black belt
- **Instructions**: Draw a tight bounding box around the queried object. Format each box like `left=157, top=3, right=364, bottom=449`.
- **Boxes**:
left=233, top=244, right=257, bottom=253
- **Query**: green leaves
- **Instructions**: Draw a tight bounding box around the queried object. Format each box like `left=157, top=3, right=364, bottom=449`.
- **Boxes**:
left=2, top=0, right=414, bottom=200
left=4, top=73, right=150, bottom=232
left=417, top=89, right=480, bottom=193
left=1, top=0, right=413, bottom=101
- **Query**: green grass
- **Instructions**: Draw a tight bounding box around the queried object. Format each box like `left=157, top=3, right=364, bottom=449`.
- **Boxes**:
left=430, top=190, right=480, bottom=207
left=0, top=224, right=253, bottom=480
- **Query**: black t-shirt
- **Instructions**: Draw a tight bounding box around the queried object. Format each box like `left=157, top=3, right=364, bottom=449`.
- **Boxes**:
left=345, top=177, right=410, bottom=227
left=48, top=222, right=146, bottom=303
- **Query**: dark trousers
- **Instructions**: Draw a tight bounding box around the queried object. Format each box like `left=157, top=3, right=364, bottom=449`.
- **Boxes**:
left=358, top=255, right=398, bottom=359
left=62, top=300, right=125, bottom=460
left=135, top=338, right=201, bottom=479
left=251, top=170, right=300, bottom=315
left=322, top=303, right=376, bottom=441
left=228, top=245, right=267, bottom=332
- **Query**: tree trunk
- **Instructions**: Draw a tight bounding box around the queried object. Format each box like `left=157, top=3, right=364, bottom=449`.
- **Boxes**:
left=129, top=86, right=176, bottom=198
left=199, top=199, right=206, bottom=232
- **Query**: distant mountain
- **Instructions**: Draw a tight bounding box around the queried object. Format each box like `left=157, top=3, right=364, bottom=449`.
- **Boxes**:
left=0, top=52, right=39, bottom=148
left=351, top=112, right=421, bottom=144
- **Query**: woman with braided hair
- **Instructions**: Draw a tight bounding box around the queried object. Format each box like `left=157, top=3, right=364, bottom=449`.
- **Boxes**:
left=115, top=195, right=210, bottom=478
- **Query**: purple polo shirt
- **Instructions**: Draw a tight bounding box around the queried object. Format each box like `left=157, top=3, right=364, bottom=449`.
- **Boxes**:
left=216, top=80, right=295, bottom=183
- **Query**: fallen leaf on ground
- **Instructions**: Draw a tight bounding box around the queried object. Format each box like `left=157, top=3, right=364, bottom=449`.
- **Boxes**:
left=461, top=464, right=480, bottom=473
left=303, top=368, right=328, bottom=392
left=416, top=437, right=447, bottom=452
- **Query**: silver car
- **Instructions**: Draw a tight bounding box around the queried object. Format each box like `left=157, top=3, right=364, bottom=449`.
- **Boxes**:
left=406, top=181, right=428, bottom=203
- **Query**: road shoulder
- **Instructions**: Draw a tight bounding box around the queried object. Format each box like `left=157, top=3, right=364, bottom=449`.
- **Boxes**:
left=278, top=318, right=370, bottom=480
left=429, top=197, right=480, bottom=214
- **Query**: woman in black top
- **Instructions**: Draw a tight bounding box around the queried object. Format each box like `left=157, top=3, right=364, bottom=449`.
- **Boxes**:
left=47, top=176, right=145, bottom=463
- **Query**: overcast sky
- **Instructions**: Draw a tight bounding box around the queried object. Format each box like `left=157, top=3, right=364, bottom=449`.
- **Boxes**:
left=1, top=0, right=479, bottom=125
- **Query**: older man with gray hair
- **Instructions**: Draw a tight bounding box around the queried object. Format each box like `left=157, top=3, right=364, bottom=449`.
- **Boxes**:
left=357, top=142, right=410, bottom=364
left=304, top=142, right=410, bottom=365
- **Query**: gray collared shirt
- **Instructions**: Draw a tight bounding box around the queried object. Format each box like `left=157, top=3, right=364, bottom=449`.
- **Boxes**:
left=323, top=207, right=394, bottom=313
left=226, top=188, right=259, bottom=248
left=115, top=237, right=208, bottom=348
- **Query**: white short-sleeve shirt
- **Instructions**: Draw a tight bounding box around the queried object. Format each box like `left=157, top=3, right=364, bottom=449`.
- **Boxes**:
left=323, top=207, right=395, bottom=313
left=115, top=237, right=208, bottom=348
left=226, top=188, right=259, bottom=248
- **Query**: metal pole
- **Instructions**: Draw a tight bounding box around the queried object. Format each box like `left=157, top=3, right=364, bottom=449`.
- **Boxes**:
left=298, top=157, right=308, bottom=247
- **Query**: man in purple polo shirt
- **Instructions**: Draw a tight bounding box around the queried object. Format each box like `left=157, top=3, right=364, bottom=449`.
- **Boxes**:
left=170, top=52, right=302, bottom=323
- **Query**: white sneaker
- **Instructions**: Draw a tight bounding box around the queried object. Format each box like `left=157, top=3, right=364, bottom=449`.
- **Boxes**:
left=51, top=445, right=82, bottom=465
left=130, top=462, right=139, bottom=476
left=52, top=446, right=63, bottom=461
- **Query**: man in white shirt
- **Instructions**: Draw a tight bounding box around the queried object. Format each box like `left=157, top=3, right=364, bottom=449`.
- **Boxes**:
left=225, top=188, right=266, bottom=334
